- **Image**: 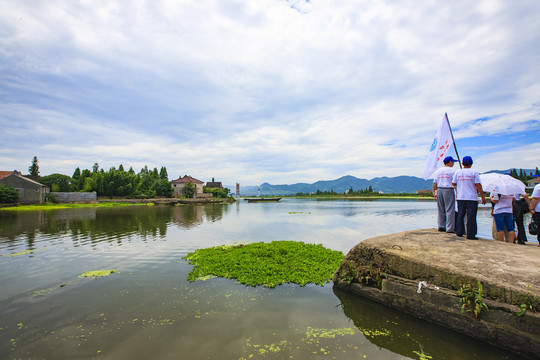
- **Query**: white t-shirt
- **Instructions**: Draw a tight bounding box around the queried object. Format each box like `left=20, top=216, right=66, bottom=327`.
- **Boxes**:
left=452, top=168, right=481, bottom=201
left=433, top=166, right=455, bottom=188
left=490, top=192, right=518, bottom=214
left=532, top=183, right=540, bottom=212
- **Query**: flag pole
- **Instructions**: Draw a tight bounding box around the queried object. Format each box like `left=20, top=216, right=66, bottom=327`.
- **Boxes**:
left=445, top=113, right=462, bottom=169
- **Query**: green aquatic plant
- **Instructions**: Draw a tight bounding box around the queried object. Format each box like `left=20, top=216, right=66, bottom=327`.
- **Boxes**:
left=517, top=284, right=537, bottom=317
left=0, top=202, right=153, bottom=211
left=79, top=270, right=118, bottom=279
left=338, top=261, right=387, bottom=288
left=457, top=279, right=488, bottom=319
left=184, top=241, right=344, bottom=288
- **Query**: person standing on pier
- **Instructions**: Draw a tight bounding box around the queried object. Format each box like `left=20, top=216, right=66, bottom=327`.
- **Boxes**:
left=530, top=172, right=540, bottom=246
left=433, top=156, right=458, bottom=233
left=452, top=156, right=487, bottom=239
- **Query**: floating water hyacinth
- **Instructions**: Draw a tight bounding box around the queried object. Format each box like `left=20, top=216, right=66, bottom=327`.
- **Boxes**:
left=184, top=241, right=344, bottom=288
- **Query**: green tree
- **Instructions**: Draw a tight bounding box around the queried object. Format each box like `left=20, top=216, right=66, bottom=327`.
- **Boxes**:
left=0, top=185, right=19, bottom=203
left=151, top=179, right=173, bottom=197
left=92, top=163, right=99, bottom=173
left=72, top=167, right=81, bottom=181
left=29, top=156, right=39, bottom=177
left=159, top=167, right=168, bottom=181
left=39, top=174, right=73, bottom=192
left=204, top=186, right=230, bottom=198
left=181, top=182, right=196, bottom=198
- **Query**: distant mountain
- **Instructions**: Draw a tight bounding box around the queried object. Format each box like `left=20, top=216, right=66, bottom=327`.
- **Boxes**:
left=224, top=168, right=539, bottom=196
left=226, top=175, right=433, bottom=196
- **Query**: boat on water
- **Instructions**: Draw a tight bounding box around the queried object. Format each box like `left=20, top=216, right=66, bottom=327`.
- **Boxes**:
left=245, top=197, right=282, bottom=202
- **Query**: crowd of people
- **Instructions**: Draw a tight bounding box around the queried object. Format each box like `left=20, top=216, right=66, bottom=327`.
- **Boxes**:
left=432, top=156, right=540, bottom=246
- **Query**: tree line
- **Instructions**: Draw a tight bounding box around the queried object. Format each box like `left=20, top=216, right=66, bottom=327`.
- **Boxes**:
left=39, top=163, right=173, bottom=198
left=24, top=157, right=231, bottom=199
left=508, top=168, right=539, bottom=182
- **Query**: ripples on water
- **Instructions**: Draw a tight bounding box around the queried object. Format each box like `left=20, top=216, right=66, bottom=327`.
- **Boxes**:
left=0, top=200, right=527, bottom=359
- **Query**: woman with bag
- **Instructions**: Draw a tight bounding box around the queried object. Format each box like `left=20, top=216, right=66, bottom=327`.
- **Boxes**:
left=530, top=173, right=540, bottom=246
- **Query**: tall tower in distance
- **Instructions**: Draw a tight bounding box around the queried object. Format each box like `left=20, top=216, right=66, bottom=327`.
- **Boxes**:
left=236, top=183, right=240, bottom=196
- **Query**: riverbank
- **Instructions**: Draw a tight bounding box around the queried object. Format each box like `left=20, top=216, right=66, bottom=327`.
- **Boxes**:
left=333, top=229, right=540, bottom=359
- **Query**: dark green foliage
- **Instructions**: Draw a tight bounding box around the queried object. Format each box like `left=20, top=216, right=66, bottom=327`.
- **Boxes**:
left=46, top=193, right=58, bottom=203
left=39, top=174, right=74, bottom=192
left=159, top=167, right=168, bottom=181
left=204, top=186, right=230, bottom=198
left=181, top=182, right=196, bottom=198
left=457, top=279, right=488, bottom=319
left=184, top=241, right=344, bottom=288
left=151, top=179, right=173, bottom=197
left=0, top=185, right=19, bottom=203
left=338, top=261, right=387, bottom=288
left=29, top=156, right=39, bottom=177
left=34, top=163, right=175, bottom=198
left=509, top=168, right=540, bottom=182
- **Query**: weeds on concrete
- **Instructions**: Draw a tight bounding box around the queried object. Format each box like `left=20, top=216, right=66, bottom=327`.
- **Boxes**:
left=457, top=278, right=488, bottom=320
left=517, top=284, right=537, bottom=317
left=339, top=261, right=387, bottom=288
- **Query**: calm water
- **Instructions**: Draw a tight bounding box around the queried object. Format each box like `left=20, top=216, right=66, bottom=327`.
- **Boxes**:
left=0, top=199, right=527, bottom=360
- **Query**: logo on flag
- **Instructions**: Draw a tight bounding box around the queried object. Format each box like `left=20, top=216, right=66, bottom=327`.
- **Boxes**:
left=422, top=114, right=454, bottom=179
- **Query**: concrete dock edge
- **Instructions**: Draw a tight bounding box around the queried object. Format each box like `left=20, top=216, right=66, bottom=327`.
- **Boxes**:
left=333, top=229, right=540, bottom=359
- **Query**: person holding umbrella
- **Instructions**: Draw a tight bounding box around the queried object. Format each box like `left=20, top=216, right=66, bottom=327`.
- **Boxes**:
left=452, top=156, right=486, bottom=240
left=491, top=192, right=518, bottom=243
left=530, top=172, right=540, bottom=246
left=479, top=172, right=530, bottom=243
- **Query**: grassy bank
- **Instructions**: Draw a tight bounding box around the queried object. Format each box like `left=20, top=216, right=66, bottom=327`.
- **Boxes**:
left=0, top=202, right=154, bottom=211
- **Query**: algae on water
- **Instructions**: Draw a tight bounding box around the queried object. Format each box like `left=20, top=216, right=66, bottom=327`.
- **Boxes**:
left=184, top=241, right=344, bottom=288
left=79, top=270, right=118, bottom=279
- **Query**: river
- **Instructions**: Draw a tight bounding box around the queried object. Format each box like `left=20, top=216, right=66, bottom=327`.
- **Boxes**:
left=0, top=199, right=527, bottom=359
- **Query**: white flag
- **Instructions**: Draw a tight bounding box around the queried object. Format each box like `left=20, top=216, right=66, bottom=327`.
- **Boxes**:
left=422, top=114, right=454, bottom=179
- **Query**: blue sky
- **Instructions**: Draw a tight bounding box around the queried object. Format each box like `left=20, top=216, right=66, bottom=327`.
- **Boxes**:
left=1, top=0, right=539, bottom=185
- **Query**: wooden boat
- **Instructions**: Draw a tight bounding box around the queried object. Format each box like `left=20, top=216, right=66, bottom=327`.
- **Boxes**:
left=245, top=197, right=282, bottom=202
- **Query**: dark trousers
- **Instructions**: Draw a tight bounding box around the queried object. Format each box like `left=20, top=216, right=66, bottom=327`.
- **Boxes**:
left=535, top=212, right=540, bottom=242
left=514, top=210, right=527, bottom=243
left=456, top=200, right=478, bottom=239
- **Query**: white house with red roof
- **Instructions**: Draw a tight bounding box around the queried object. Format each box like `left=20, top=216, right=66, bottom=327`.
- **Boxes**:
left=170, top=175, right=204, bottom=198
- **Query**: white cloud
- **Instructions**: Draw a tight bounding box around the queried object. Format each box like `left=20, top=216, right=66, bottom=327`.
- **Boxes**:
left=1, top=0, right=539, bottom=185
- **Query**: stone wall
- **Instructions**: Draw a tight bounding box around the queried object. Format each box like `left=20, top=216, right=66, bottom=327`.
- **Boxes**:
left=50, top=192, right=97, bottom=203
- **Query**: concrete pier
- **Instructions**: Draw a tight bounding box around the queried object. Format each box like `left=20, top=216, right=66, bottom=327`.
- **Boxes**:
left=333, top=229, right=540, bottom=359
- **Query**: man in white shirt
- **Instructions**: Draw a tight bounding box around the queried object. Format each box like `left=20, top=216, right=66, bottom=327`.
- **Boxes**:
left=530, top=173, right=540, bottom=246
left=452, top=156, right=487, bottom=239
left=433, top=156, right=457, bottom=233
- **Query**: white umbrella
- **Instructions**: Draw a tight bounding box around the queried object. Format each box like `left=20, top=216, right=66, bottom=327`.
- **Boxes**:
left=479, top=173, right=525, bottom=195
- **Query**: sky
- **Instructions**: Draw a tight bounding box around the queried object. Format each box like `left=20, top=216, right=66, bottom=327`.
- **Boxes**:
left=1, top=0, right=539, bottom=186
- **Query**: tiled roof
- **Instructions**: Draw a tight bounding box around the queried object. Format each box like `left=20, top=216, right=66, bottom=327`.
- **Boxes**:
left=0, top=170, right=22, bottom=180
left=171, top=175, right=204, bottom=184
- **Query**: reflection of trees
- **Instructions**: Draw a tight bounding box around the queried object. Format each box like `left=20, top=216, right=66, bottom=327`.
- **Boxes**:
left=171, top=204, right=230, bottom=228
left=332, top=286, right=467, bottom=359
left=171, top=205, right=203, bottom=229
left=1, top=204, right=233, bottom=250
left=203, top=204, right=229, bottom=223
left=0, top=206, right=173, bottom=248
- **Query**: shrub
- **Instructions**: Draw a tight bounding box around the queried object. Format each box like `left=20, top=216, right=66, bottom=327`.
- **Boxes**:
left=0, top=185, right=19, bottom=203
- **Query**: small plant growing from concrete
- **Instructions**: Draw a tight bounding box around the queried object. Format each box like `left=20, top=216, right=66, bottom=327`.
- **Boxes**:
left=457, top=278, right=488, bottom=319
left=517, top=284, right=537, bottom=317
left=339, top=262, right=387, bottom=288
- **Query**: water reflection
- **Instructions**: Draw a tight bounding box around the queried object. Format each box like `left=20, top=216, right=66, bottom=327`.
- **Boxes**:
left=0, top=204, right=232, bottom=250
left=333, top=287, right=525, bottom=359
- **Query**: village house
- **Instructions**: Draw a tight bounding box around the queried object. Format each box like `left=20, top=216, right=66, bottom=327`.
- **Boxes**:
left=205, top=181, right=223, bottom=189
left=0, top=171, right=49, bottom=204
left=170, top=175, right=204, bottom=198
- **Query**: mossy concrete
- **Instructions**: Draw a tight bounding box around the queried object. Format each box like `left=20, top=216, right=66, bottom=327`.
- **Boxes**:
left=333, top=229, right=540, bottom=359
